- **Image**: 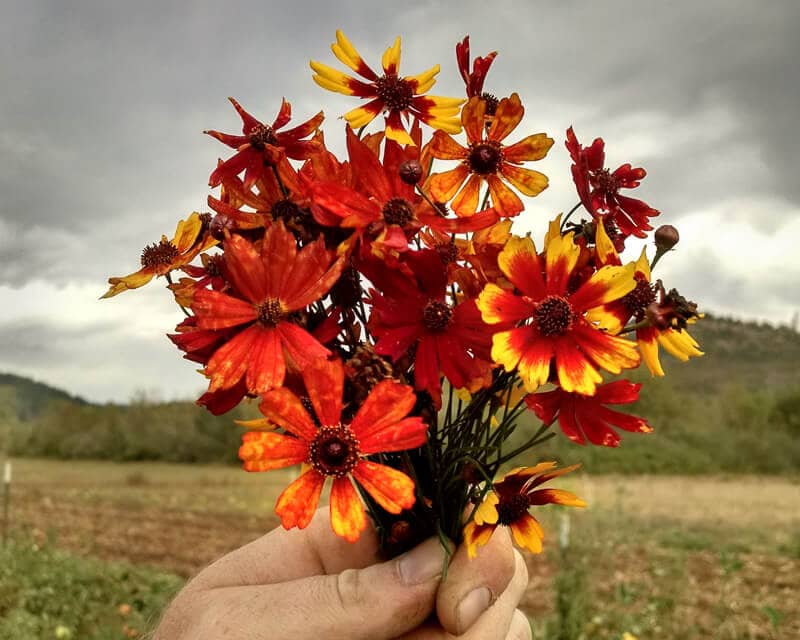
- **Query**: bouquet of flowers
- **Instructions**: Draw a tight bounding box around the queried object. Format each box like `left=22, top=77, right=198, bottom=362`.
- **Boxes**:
left=103, top=32, right=702, bottom=559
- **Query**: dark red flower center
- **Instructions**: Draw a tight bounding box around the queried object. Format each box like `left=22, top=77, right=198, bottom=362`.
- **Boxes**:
left=467, top=142, right=503, bottom=175
left=534, top=295, right=575, bottom=336
left=248, top=124, right=278, bottom=150
left=621, top=276, right=655, bottom=314
left=423, top=300, right=452, bottom=332
left=255, top=298, right=284, bottom=326
left=375, top=74, right=414, bottom=111
left=140, top=239, right=180, bottom=268
left=436, top=241, right=459, bottom=265
left=495, top=493, right=530, bottom=525
left=480, top=92, right=499, bottom=116
left=204, top=254, right=224, bottom=278
left=596, top=169, right=619, bottom=195
left=382, top=197, right=414, bottom=227
left=309, top=425, right=360, bottom=478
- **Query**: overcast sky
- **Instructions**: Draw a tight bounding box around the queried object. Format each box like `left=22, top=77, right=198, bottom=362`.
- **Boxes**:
left=1, top=0, right=798, bottom=403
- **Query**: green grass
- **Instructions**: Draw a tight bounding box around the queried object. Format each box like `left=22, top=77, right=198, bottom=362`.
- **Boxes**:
left=0, top=538, right=182, bottom=640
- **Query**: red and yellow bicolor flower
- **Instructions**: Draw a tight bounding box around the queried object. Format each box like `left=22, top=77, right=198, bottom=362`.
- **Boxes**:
left=102, top=212, right=217, bottom=299
left=239, top=357, right=428, bottom=542
left=464, top=463, right=586, bottom=557
left=477, top=220, right=640, bottom=395
left=427, top=94, right=553, bottom=218
left=310, top=30, right=463, bottom=145
left=592, top=224, right=703, bottom=376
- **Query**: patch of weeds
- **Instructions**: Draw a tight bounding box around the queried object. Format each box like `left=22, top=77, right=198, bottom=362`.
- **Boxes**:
left=658, top=528, right=714, bottom=552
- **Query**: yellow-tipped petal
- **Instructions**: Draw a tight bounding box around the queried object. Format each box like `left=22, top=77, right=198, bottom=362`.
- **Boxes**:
left=343, top=104, right=382, bottom=129
left=639, top=333, right=665, bottom=376
left=595, top=218, right=620, bottom=266
left=406, top=64, right=440, bottom=93
left=543, top=214, right=563, bottom=250
left=332, top=30, right=366, bottom=73
left=310, top=61, right=359, bottom=95
left=635, top=247, right=651, bottom=279
left=658, top=328, right=704, bottom=361
left=474, top=491, right=500, bottom=525
left=381, top=36, right=401, bottom=74
left=234, top=417, right=277, bottom=430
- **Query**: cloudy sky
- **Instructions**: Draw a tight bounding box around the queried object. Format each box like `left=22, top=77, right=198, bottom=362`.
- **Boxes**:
left=1, top=1, right=798, bottom=403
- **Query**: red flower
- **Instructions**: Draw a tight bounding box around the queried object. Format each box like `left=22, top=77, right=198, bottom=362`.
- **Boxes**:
left=525, top=380, right=653, bottom=447
left=456, top=35, right=497, bottom=100
left=190, top=221, right=343, bottom=395
left=239, top=358, right=428, bottom=541
left=205, top=98, right=323, bottom=189
left=364, top=250, right=493, bottom=407
left=565, top=127, right=659, bottom=238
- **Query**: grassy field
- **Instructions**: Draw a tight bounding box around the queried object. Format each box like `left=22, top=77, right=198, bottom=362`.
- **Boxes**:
left=1, top=458, right=798, bottom=639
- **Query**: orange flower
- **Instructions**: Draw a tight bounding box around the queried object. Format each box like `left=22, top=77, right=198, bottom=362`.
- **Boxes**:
left=102, top=212, right=217, bottom=299
left=477, top=220, right=640, bottom=395
left=310, top=30, right=463, bottom=145
left=464, top=463, right=586, bottom=557
left=191, top=221, right=343, bottom=395
left=428, top=94, right=553, bottom=217
left=240, top=358, right=428, bottom=541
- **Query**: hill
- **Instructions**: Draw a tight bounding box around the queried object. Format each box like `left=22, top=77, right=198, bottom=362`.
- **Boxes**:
left=0, top=373, right=90, bottom=421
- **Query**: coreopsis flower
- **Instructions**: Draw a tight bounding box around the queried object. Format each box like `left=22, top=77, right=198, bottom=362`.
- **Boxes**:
left=455, top=35, right=498, bottom=107
left=191, top=221, right=344, bottom=395
left=310, top=30, right=463, bottom=145
left=566, top=126, right=659, bottom=239
left=240, top=357, right=428, bottom=541
left=205, top=98, right=323, bottom=189
left=593, top=236, right=703, bottom=376
left=428, top=94, right=553, bottom=217
left=102, top=212, right=217, bottom=299
left=464, top=463, right=586, bottom=557
left=477, top=223, right=640, bottom=395
left=525, top=380, right=653, bottom=447
left=364, top=250, right=494, bottom=407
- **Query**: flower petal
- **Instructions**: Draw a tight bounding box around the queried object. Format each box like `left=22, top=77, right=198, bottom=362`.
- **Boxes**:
left=259, top=387, right=318, bottom=441
left=500, top=164, right=549, bottom=197
left=303, top=357, right=343, bottom=428
left=452, top=173, right=484, bottom=216
left=509, top=513, right=544, bottom=554
left=239, top=431, right=308, bottom=471
left=330, top=476, right=367, bottom=542
left=488, top=93, right=524, bottom=142
left=428, top=164, right=470, bottom=203
left=497, top=235, right=546, bottom=299
left=477, top=283, right=534, bottom=324
left=349, top=379, right=416, bottom=441
left=206, top=325, right=259, bottom=392
left=245, top=326, right=286, bottom=394
left=351, top=460, right=416, bottom=514
left=554, top=338, right=603, bottom=395
left=486, top=174, right=524, bottom=217
left=193, top=289, right=257, bottom=330
left=503, top=133, right=554, bottom=163
left=275, top=469, right=326, bottom=530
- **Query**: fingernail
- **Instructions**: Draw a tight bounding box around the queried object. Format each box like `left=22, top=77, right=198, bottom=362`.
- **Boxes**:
left=398, top=538, right=445, bottom=585
left=456, top=586, right=492, bottom=633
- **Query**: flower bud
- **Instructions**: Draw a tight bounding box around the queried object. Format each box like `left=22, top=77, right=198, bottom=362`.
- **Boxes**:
left=398, top=159, right=423, bottom=185
left=654, top=225, right=679, bottom=251
left=209, top=214, right=233, bottom=240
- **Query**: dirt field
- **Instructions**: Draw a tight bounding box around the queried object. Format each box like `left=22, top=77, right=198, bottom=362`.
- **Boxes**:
left=5, top=459, right=799, bottom=638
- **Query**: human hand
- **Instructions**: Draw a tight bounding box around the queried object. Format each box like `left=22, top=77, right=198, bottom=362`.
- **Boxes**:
left=153, top=508, right=531, bottom=639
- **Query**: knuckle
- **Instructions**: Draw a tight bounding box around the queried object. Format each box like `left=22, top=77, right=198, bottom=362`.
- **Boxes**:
left=333, top=568, right=371, bottom=613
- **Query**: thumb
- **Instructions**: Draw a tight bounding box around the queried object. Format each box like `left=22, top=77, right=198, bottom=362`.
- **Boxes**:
left=183, top=537, right=449, bottom=640
left=297, top=536, right=449, bottom=639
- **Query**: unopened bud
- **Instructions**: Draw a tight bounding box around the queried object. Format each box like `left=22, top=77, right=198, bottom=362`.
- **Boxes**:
left=654, top=225, right=679, bottom=251
left=398, top=159, right=423, bottom=185
left=209, top=214, right=233, bottom=240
